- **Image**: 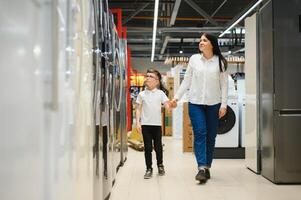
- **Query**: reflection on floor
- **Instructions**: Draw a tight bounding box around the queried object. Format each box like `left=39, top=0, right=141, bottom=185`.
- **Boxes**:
left=110, top=137, right=301, bottom=200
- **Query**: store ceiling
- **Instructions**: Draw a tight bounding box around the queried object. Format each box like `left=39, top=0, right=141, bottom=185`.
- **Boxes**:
left=108, top=0, right=256, bottom=61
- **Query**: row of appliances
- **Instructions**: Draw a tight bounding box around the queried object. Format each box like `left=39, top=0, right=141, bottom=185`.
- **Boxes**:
left=0, top=0, right=128, bottom=199
left=245, top=0, right=301, bottom=183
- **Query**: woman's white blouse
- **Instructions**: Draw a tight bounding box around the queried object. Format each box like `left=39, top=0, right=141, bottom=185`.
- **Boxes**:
left=174, top=54, right=228, bottom=108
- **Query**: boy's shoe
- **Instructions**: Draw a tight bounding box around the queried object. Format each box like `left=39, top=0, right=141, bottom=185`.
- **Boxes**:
left=195, top=168, right=207, bottom=183
left=158, top=164, right=165, bottom=176
left=205, top=168, right=210, bottom=179
left=144, top=169, right=153, bottom=179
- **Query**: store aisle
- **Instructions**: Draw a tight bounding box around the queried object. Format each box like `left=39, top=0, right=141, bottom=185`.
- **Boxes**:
left=110, top=137, right=301, bottom=200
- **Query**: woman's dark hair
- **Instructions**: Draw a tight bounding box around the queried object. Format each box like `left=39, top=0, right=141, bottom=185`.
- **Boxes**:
left=200, top=33, right=228, bottom=72
left=146, top=68, right=169, bottom=96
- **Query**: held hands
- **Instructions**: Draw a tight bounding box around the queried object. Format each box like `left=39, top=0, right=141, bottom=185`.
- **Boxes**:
left=164, top=99, right=177, bottom=113
left=219, top=107, right=227, bottom=119
left=169, top=99, right=178, bottom=108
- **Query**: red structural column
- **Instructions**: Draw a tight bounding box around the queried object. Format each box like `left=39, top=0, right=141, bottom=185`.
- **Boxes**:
left=126, top=47, right=132, bottom=131
left=122, top=27, right=127, bottom=39
left=110, top=9, right=132, bottom=131
left=122, top=26, right=132, bottom=131
left=110, top=8, right=122, bottom=38
left=123, top=26, right=132, bottom=131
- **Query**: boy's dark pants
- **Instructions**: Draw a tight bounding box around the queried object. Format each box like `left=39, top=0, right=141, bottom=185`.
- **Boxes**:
left=141, top=125, right=163, bottom=170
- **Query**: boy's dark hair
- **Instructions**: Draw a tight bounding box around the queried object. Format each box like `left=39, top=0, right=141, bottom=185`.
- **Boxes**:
left=146, top=68, right=169, bottom=96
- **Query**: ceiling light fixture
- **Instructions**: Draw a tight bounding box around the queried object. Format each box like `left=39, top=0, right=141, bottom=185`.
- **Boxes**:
left=219, top=0, right=263, bottom=38
left=179, top=38, right=184, bottom=54
left=151, top=0, right=159, bottom=62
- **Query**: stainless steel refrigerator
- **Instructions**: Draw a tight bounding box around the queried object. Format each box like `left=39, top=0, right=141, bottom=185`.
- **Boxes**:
left=259, top=0, right=301, bottom=183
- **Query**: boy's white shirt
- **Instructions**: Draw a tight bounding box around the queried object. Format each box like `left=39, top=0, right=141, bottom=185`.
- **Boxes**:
left=136, top=88, right=169, bottom=126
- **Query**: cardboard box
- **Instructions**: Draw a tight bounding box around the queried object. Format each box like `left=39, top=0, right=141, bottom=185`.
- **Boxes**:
left=183, top=102, right=194, bottom=152
left=165, top=126, right=172, bottom=136
left=164, top=110, right=172, bottom=136
left=166, top=77, right=174, bottom=99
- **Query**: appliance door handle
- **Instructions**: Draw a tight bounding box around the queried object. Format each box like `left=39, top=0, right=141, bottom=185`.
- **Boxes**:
left=279, top=110, right=301, bottom=116
left=51, top=0, right=59, bottom=111
left=115, top=49, right=123, bottom=112
left=299, top=15, right=301, bottom=33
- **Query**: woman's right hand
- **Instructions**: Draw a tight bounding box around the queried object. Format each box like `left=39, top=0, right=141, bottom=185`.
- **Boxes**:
left=219, top=107, right=227, bottom=118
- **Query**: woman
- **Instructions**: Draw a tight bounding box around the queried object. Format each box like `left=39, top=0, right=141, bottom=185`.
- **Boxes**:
left=171, top=33, right=228, bottom=183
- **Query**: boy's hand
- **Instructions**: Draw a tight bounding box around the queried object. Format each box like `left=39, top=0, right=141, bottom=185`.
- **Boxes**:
left=136, top=123, right=142, bottom=133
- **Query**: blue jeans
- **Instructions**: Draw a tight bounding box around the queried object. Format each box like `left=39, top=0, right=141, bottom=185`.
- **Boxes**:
left=188, top=102, right=220, bottom=168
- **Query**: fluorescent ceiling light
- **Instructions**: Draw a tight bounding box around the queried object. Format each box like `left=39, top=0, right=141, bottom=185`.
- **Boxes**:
left=151, top=0, right=159, bottom=62
left=219, top=0, right=263, bottom=37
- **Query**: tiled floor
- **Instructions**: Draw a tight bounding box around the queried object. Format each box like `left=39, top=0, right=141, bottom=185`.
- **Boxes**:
left=110, top=137, right=301, bottom=200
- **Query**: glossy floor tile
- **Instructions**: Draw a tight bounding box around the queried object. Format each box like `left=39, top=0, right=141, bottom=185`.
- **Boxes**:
left=110, top=137, right=301, bottom=200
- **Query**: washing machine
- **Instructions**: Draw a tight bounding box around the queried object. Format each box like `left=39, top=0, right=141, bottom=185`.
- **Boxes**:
left=215, top=97, right=239, bottom=147
left=215, top=75, right=239, bottom=147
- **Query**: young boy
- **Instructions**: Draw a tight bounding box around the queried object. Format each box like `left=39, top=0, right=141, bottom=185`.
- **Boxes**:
left=136, top=69, right=171, bottom=179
